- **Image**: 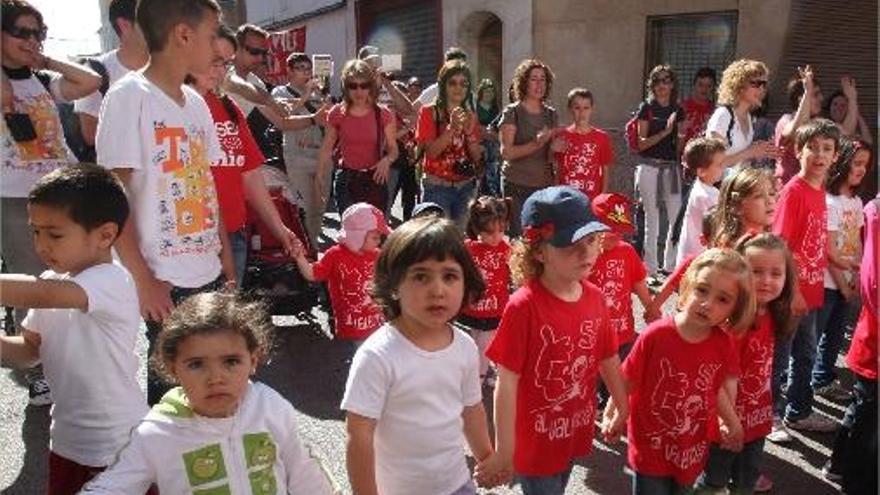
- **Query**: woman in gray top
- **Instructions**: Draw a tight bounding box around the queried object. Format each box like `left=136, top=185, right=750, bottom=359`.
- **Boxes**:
left=498, top=59, right=558, bottom=236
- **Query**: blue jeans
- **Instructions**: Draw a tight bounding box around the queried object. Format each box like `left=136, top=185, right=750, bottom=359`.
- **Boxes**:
left=829, top=375, right=877, bottom=495
left=632, top=473, right=692, bottom=494
left=384, top=167, right=401, bottom=218
left=229, top=228, right=248, bottom=285
left=784, top=309, right=820, bottom=421
left=480, top=139, right=501, bottom=196
left=697, top=439, right=766, bottom=494
left=813, top=288, right=859, bottom=388
left=422, top=177, right=477, bottom=226
left=517, top=464, right=573, bottom=495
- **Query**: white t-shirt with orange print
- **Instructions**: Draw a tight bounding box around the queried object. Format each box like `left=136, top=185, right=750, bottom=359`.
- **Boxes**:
left=96, top=71, right=224, bottom=288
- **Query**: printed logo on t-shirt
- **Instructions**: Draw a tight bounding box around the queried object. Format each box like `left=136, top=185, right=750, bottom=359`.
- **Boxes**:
left=338, top=263, right=383, bottom=333
left=838, top=208, right=861, bottom=259
left=595, top=259, right=627, bottom=335
left=4, top=91, right=68, bottom=167
left=736, top=338, right=773, bottom=432
left=153, top=122, right=220, bottom=257
left=560, top=140, right=602, bottom=196
left=798, top=210, right=827, bottom=286
left=213, top=120, right=247, bottom=168
left=470, top=248, right=509, bottom=313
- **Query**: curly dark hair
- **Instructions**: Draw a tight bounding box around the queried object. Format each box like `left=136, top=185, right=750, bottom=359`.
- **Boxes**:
left=645, top=64, right=678, bottom=103
left=465, top=195, right=512, bottom=240
left=511, top=59, right=554, bottom=103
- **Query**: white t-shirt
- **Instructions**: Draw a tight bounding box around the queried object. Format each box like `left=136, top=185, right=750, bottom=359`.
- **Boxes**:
left=73, top=50, right=134, bottom=118
left=271, top=84, right=322, bottom=167
left=22, top=262, right=148, bottom=467
left=228, top=72, right=268, bottom=117
left=341, top=323, right=481, bottom=495
left=676, top=179, right=719, bottom=267
left=825, top=194, right=864, bottom=289
left=706, top=106, right=754, bottom=169
left=96, top=71, right=225, bottom=288
left=1, top=69, right=75, bottom=197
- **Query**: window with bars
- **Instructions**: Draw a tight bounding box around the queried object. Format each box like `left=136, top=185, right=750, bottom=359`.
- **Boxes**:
left=645, top=11, right=738, bottom=100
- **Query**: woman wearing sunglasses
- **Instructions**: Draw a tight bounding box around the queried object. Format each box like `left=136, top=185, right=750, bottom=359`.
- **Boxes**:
left=316, top=59, right=398, bottom=214
left=415, top=59, right=482, bottom=225
left=707, top=59, right=779, bottom=171
left=1, top=0, right=102, bottom=406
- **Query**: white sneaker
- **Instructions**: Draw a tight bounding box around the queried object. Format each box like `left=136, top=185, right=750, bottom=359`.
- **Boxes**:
left=767, top=418, right=793, bottom=443
left=785, top=411, right=838, bottom=433
left=814, top=380, right=851, bottom=402
left=28, top=378, right=53, bottom=406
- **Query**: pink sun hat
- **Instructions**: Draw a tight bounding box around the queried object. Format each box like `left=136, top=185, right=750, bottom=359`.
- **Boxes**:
left=338, top=203, right=390, bottom=251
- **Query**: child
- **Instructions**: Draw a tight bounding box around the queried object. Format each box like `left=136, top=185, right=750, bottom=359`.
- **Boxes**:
left=813, top=139, right=871, bottom=400
left=81, top=291, right=336, bottom=494
left=676, top=136, right=726, bottom=267
left=551, top=88, right=614, bottom=200
left=607, top=248, right=753, bottom=493
left=0, top=164, right=148, bottom=493
left=460, top=195, right=513, bottom=387
left=697, top=234, right=797, bottom=494
left=341, top=216, right=498, bottom=495
left=588, top=193, right=658, bottom=357
left=483, top=186, right=627, bottom=494
left=293, top=202, right=388, bottom=342
left=771, top=119, right=841, bottom=434
left=95, top=0, right=235, bottom=405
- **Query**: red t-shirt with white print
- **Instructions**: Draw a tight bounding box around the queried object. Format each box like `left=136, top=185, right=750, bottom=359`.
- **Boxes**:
left=622, top=317, right=738, bottom=485
left=732, top=312, right=775, bottom=443
left=553, top=127, right=614, bottom=200
left=415, top=104, right=480, bottom=182
left=312, top=244, right=384, bottom=340
left=587, top=240, right=648, bottom=345
left=462, top=239, right=511, bottom=320
left=772, top=176, right=828, bottom=309
left=486, top=279, right=617, bottom=476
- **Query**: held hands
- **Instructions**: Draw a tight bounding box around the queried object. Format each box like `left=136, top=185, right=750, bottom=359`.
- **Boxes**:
left=600, top=399, right=627, bottom=443
left=719, top=416, right=744, bottom=452
left=474, top=452, right=513, bottom=488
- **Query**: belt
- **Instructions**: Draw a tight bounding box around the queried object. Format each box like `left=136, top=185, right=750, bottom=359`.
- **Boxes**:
left=641, top=158, right=681, bottom=194
left=422, top=174, right=475, bottom=189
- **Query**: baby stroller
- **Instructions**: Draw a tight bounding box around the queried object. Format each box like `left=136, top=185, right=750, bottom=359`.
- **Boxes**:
left=241, top=162, right=324, bottom=324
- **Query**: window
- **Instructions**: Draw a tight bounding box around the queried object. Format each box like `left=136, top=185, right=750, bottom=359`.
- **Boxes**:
left=645, top=11, right=738, bottom=99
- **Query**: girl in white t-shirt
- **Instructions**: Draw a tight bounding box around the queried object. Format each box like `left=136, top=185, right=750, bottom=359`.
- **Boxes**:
left=341, top=216, right=500, bottom=495
left=813, top=139, right=871, bottom=398
left=83, top=291, right=336, bottom=495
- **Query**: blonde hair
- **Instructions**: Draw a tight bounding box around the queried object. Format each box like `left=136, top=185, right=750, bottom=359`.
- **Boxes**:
left=713, top=168, right=774, bottom=248
left=678, top=248, right=756, bottom=334
left=340, top=58, right=379, bottom=106
left=510, top=239, right=543, bottom=287
left=717, top=59, right=769, bottom=106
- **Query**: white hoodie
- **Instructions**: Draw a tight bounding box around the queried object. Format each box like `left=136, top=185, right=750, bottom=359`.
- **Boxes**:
left=81, top=382, right=336, bottom=495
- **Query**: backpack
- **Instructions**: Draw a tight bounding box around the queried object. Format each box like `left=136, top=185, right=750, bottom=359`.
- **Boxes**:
left=625, top=104, right=651, bottom=153
left=722, top=105, right=736, bottom=146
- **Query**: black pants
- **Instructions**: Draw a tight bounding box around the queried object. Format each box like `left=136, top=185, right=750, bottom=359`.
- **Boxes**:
left=829, top=374, right=877, bottom=495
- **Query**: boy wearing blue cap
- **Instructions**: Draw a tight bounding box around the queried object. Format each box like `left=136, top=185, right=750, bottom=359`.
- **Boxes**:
left=479, top=186, right=628, bottom=494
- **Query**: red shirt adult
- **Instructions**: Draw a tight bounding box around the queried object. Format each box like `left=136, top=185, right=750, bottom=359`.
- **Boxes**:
left=622, top=317, right=738, bottom=485
left=772, top=176, right=828, bottom=309
left=312, top=244, right=384, bottom=340
left=327, top=103, right=394, bottom=171
left=587, top=240, right=647, bottom=345
left=204, top=91, right=264, bottom=233
left=486, top=279, right=617, bottom=476
left=415, top=104, right=480, bottom=182
left=680, top=97, right=714, bottom=147
left=847, top=198, right=879, bottom=380
left=732, top=312, right=775, bottom=443
left=553, top=127, right=614, bottom=200
left=462, top=239, right=511, bottom=319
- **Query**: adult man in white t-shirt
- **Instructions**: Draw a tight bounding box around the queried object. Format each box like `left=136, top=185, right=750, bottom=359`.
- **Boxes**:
left=74, top=0, right=148, bottom=150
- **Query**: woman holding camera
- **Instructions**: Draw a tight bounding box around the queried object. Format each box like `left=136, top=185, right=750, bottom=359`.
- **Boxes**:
left=415, top=59, right=482, bottom=225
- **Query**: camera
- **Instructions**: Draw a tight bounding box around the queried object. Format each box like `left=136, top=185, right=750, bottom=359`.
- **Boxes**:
left=452, top=158, right=476, bottom=178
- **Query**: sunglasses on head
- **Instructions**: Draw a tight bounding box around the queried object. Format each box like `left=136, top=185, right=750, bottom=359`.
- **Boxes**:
left=346, top=82, right=372, bottom=91
left=5, top=25, right=47, bottom=42
left=244, top=46, right=268, bottom=57
left=749, top=79, right=768, bottom=88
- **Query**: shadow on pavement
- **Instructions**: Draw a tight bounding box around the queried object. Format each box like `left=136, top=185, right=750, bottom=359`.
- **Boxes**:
left=4, top=403, right=50, bottom=495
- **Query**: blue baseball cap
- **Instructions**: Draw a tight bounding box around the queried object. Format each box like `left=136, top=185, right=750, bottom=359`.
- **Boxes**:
left=520, top=186, right=609, bottom=247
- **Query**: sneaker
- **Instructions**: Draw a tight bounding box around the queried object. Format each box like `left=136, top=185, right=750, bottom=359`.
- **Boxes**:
left=28, top=378, right=53, bottom=406
left=785, top=412, right=838, bottom=432
left=767, top=418, right=793, bottom=443
left=822, top=460, right=843, bottom=482
left=815, top=380, right=851, bottom=402
left=754, top=473, right=773, bottom=492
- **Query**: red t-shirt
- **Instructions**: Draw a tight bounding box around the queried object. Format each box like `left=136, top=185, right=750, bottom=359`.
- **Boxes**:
left=327, top=104, right=394, bottom=170
left=680, top=97, right=714, bottom=147
left=415, top=105, right=481, bottom=182
left=462, top=239, right=511, bottom=319
left=486, top=279, right=617, bottom=475
left=587, top=240, right=647, bottom=345
left=312, top=244, right=384, bottom=340
left=772, top=176, right=828, bottom=309
left=847, top=198, right=879, bottom=380
left=622, top=317, right=738, bottom=485
left=732, top=312, right=775, bottom=443
left=553, top=127, right=613, bottom=200
left=205, top=92, right=264, bottom=232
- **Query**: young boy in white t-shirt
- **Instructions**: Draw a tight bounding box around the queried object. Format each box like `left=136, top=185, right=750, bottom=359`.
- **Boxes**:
left=96, top=0, right=235, bottom=405
left=0, top=164, right=148, bottom=494
left=676, top=137, right=726, bottom=267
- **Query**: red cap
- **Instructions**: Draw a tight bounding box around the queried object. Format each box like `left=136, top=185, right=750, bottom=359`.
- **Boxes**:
left=591, top=193, right=635, bottom=235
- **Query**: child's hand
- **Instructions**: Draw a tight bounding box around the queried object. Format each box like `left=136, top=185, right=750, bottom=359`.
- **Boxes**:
left=290, top=236, right=307, bottom=259
left=643, top=304, right=662, bottom=323
left=550, top=136, right=568, bottom=153
left=474, top=452, right=512, bottom=488
left=719, top=416, right=744, bottom=452
left=600, top=400, right=627, bottom=443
